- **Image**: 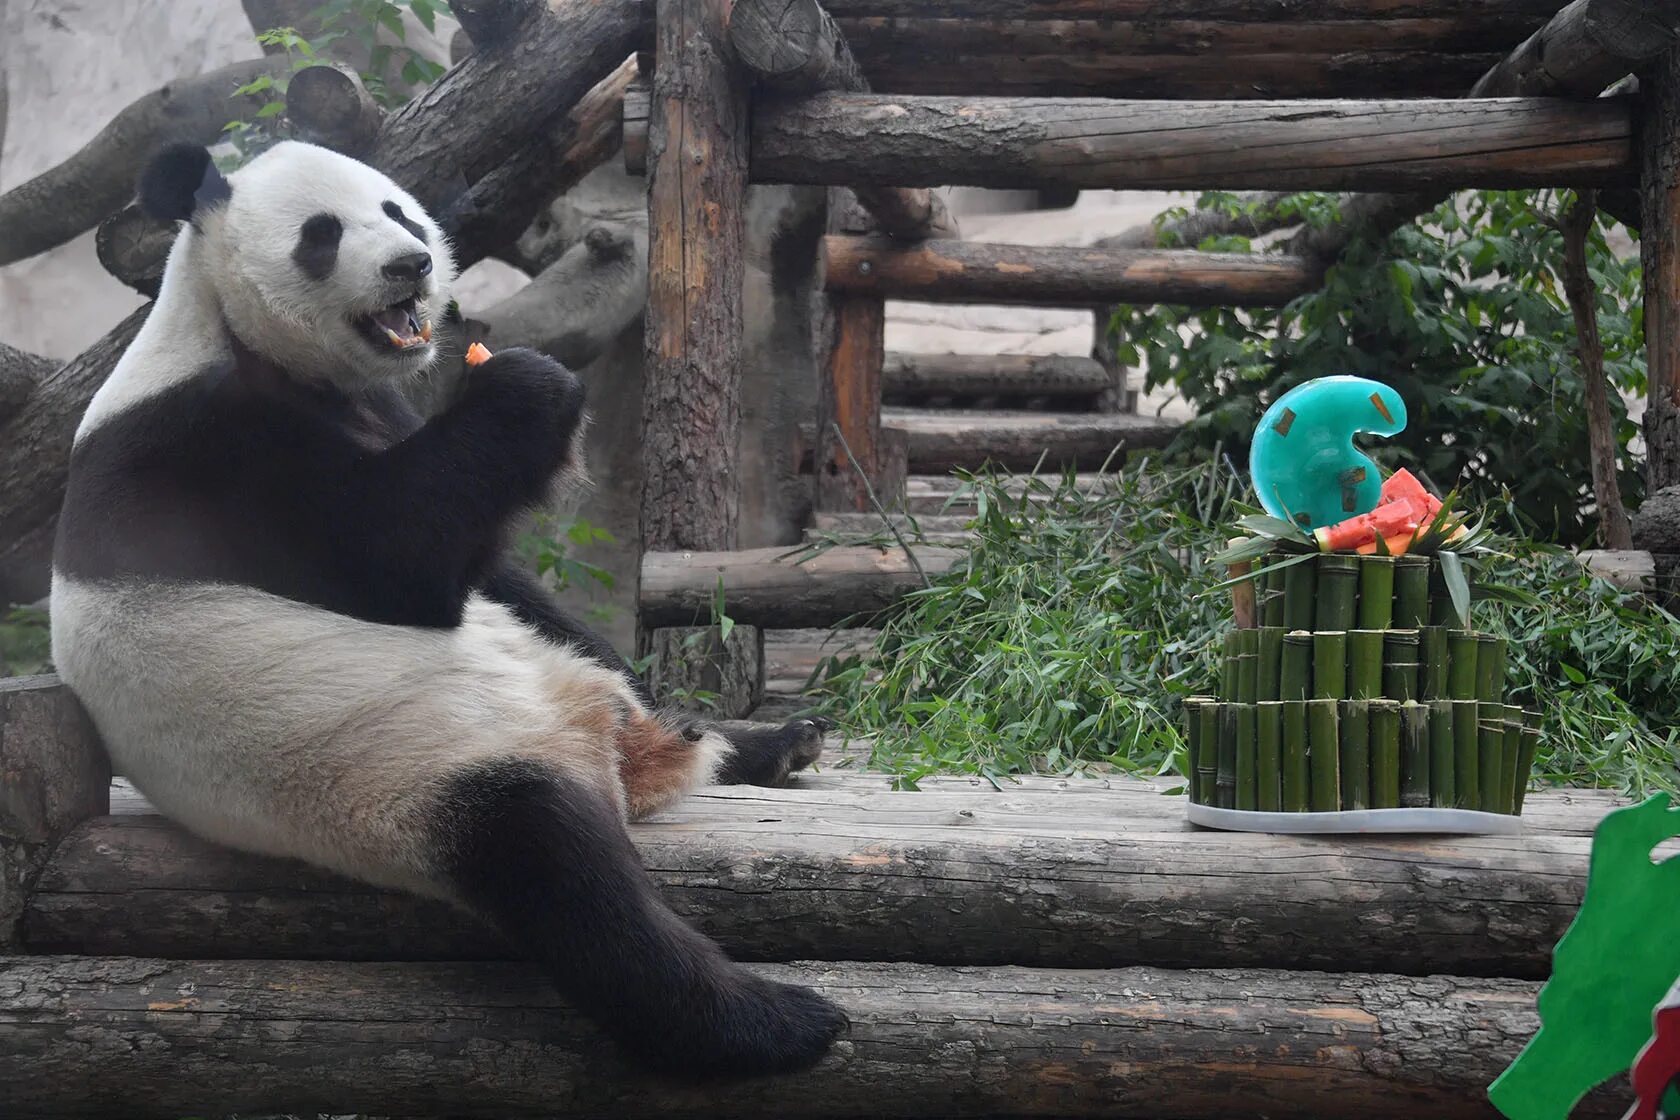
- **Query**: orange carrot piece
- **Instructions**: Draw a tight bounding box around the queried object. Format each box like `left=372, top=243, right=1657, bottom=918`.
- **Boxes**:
left=465, top=342, right=493, bottom=366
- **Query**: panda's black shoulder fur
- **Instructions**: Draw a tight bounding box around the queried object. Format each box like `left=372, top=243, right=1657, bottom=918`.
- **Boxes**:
left=139, top=142, right=232, bottom=223
left=58, top=341, right=589, bottom=633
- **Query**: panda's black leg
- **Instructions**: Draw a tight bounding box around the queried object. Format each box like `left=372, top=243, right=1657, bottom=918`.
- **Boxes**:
left=701, top=718, right=829, bottom=787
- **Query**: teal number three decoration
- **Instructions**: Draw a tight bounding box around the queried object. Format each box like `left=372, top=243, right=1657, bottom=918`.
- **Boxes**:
left=1249, top=376, right=1409, bottom=530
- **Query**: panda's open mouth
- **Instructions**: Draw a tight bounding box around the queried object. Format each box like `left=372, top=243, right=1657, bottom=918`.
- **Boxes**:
left=355, top=296, right=432, bottom=351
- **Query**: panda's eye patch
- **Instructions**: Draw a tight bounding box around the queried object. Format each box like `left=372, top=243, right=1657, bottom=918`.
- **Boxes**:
left=383, top=200, right=428, bottom=242
left=293, top=213, right=343, bottom=280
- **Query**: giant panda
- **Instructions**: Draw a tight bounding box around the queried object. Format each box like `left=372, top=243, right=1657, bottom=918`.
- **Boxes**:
left=48, top=139, right=848, bottom=1078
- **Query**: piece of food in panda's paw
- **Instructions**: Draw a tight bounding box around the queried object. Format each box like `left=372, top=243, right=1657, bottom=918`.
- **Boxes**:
left=465, top=342, right=493, bottom=367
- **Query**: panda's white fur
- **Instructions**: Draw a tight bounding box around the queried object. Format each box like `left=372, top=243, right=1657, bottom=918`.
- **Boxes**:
left=49, top=140, right=844, bottom=1077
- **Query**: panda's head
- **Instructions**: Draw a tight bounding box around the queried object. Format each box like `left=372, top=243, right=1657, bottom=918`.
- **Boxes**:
left=139, top=140, right=458, bottom=388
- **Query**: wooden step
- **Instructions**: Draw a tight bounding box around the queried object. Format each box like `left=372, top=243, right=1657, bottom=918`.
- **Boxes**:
left=886, top=408, right=1179, bottom=473
left=806, top=512, right=976, bottom=545
left=883, top=351, right=1111, bottom=406
left=26, top=775, right=1608, bottom=978
left=5, top=953, right=1620, bottom=1120
left=903, top=471, right=1118, bottom=513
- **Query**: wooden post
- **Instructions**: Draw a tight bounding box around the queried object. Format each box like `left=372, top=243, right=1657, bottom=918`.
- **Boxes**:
left=639, top=0, right=760, bottom=713
left=0, top=677, right=108, bottom=948
left=1644, top=45, right=1680, bottom=494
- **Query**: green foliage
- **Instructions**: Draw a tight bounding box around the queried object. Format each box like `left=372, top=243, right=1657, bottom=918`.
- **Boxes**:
left=223, top=0, right=452, bottom=163
left=810, top=463, right=1679, bottom=797
left=1111, top=189, right=1646, bottom=546
left=515, top=513, right=617, bottom=595
left=0, top=604, right=52, bottom=677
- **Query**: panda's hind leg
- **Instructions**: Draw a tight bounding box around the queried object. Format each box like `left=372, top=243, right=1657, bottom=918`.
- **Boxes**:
left=614, top=714, right=827, bottom=818
left=706, top=717, right=828, bottom=788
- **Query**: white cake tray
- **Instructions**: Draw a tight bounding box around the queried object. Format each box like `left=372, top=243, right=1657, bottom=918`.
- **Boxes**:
left=1186, top=802, right=1522, bottom=835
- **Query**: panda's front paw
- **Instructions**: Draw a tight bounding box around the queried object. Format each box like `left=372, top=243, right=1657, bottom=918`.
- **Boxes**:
left=459, top=347, right=586, bottom=448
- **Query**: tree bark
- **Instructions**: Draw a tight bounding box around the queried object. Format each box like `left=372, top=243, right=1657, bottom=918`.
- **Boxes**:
left=0, top=57, right=289, bottom=267
left=753, top=95, right=1633, bottom=193
left=1643, top=46, right=1680, bottom=495
left=1468, top=0, right=1680, bottom=98
left=825, top=235, right=1316, bottom=306
left=639, top=0, right=750, bottom=555
left=885, top=407, right=1179, bottom=473
left=643, top=623, right=765, bottom=717
left=814, top=293, right=888, bottom=511
left=5, top=955, right=1622, bottom=1120
left=94, top=205, right=178, bottom=299
left=883, top=352, right=1109, bottom=403
left=641, top=544, right=960, bottom=627
left=1560, top=191, right=1634, bottom=548
left=0, top=678, right=107, bottom=949
left=285, top=63, right=385, bottom=155
left=0, top=309, right=150, bottom=605
left=0, top=343, right=55, bottom=426
left=821, top=0, right=1563, bottom=17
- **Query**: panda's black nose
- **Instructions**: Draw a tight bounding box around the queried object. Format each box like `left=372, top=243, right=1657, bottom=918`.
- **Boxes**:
left=382, top=252, right=433, bottom=282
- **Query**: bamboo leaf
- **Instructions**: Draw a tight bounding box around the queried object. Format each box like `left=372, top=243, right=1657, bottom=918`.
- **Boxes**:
left=1439, top=550, right=1472, bottom=626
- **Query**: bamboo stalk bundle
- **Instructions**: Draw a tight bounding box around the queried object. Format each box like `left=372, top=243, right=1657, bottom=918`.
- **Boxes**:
left=1308, top=698, right=1340, bottom=812
left=1515, top=712, right=1540, bottom=814
left=1476, top=636, right=1508, bottom=703
left=1235, top=703, right=1258, bottom=811
left=1501, top=705, right=1523, bottom=816
left=1281, top=699, right=1309, bottom=812
left=1183, top=697, right=1209, bottom=803
left=1219, top=630, right=1240, bottom=701
left=1340, top=699, right=1371, bottom=811
left=1421, top=626, right=1449, bottom=700
left=1394, top=555, right=1431, bottom=630
left=1283, top=558, right=1316, bottom=630
left=1256, top=700, right=1283, bottom=812
left=1478, top=717, right=1506, bottom=814
left=1369, top=700, right=1401, bottom=809
left=1452, top=699, right=1480, bottom=809
left=1313, top=631, right=1347, bottom=701
left=1349, top=630, right=1385, bottom=699
left=1280, top=630, right=1312, bottom=701
left=1427, top=700, right=1455, bottom=808
left=1217, top=703, right=1237, bottom=808
left=1261, top=566, right=1287, bottom=628
left=1316, top=555, right=1359, bottom=631
left=1447, top=630, right=1480, bottom=701
left=1236, top=652, right=1259, bottom=705
left=1357, top=555, right=1395, bottom=630
left=1257, top=627, right=1284, bottom=702
left=1400, top=701, right=1430, bottom=809
left=1196, top=702, right=1219, bottom=802
left=1383, top=630, right=1420, bottom=701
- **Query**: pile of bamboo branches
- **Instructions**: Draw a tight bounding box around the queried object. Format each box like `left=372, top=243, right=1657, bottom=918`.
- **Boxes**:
left=1185, top=552, right=1538, bottom=816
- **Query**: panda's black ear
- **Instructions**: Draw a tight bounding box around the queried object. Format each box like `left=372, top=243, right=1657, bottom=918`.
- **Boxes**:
left=138, top=143, right=232, bottom=223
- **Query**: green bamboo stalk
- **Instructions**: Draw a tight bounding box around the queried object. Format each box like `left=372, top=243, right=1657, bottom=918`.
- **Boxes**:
left=1235, top=703, right=1258, bottom=811
left=1280, top=631, right=1313, bottom=701
left=1357, top=555, right=1396, bottom=630
left=1316, top=555, right=1359, bottom=631
left=1478, top=716, right=1505, bottom=814
left=1183, top=698, right=1204, bottom=803
left=1399, top=701, right=1429, bottom=808
left=1348, top=630, right=1384, bottom=699
left=1262, top=564, right=1287, bottom=628
left=1514, top=712, right=1541, bottom=815
left=1394, top=555, right=1431, bottom=629
left=1257, top=627, right=1284, bottom=702
left=1383, top=662, right=1420, bottom=703
left=1283, top=558, right=1317, bottom=631
left=1447, top=630, right=1479, bottom=701
left=1420, top=626, right=1449, bottom=700
left=1314, top=631, right=1348, bottom=701
left=1217, top=703, right=1237, bottom=809
left=1236, top=654, right=1259, bottom=705
left=1281, top=700, right=1309, bottom=812
left=1452, top=699, right=1480, bottom=809
left=1501, top=714, right=1523, bottom=817
left=1370, top=699, right=1401, bottom=809
left=1219, top=630, right=1239, bottom=702
left=1308, top=698, right=1340, bottom=811
left=1427, top=700, right=1455, bottom=808
left=1476, top=635, right=1505, bottom=704
left=1197, top=702, right=1219, bottom=804
left=1340, top=699, right=1371, bottom=811
left=1257, top=701, right=1283, bottom=811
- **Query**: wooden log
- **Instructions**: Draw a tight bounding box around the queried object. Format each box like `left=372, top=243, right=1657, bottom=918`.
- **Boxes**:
left=4, top=955, right=1624, bottom=1120
left=820, top=0, right=1563, bottom=19
left=641, top=544, right=959, bottom=628
left=815, top=291, right=891, bottom=512
left=729, top=0, right=953, bottom=239
left=824, top=235, right=1315, bottom=307
left=23, top=786, right=1607, bottom=977
left=1643, top=45, right=1680, bottom=492
left=284, top=62, right=384, bottom=155
left=1468, top=0, right=1680, bottom=98
left=94, top=204, right=177, bottom=299
left=806, top=511, right=975, bottom=545
left=754, top=95, right=1633, bottom=192
left=0, top=677, right=108, bottom=948
left=886, top=408, right=1179, bottom=473
left=0, top=343, right=54, bottom=426
left=883, top=352, right=1108, bottom=403
left=623, top=82, right=651, bottom=173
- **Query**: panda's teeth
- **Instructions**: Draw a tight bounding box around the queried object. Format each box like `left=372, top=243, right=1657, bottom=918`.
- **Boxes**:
left=384, top=327, right=406, bottom=348
left=419, top=319, right=433, bottom=343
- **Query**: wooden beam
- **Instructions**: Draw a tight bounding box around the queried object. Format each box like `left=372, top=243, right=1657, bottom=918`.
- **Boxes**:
left=284, top=63, right=384, bottom=155
left=728, top=0, right=954, bottom=239
left=883, top=352, right=1110, bottom=403
left=0, top=343, right=54, bottom=426
left=824, top=235, right=1316, bottom=306
left=6, top=954, right=1622, bottom=1120
left=1643, top=45, right=1680, bottom=493
left=887, top=407, right=1178, bottom=473
left=1469, top=0, right=1680, bottom=98
left=814, top=293, right=894, bottom=511
left=25, top=781, right=1610, bottom=973
left=754, top=95, right=1634, bottom=192
left=818, top=0, right=1564, bottom=21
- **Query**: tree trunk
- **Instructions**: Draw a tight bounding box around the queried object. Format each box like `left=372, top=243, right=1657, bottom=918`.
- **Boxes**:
left=0, top=343, right=54, bottom=426
left=284, top=63, right=385, bottom=155
left=814, top=292, right=889, bottom=511
left=753, top=95, right=1633, bottom=193
left=94, top=205, right=178, bottom=299
left=821, top=0, right=1562, bottom=18
left=0, top=58, right=289, bottom=267
left=1468, top=0, right=1680, bottom=98
left=643, top=623, right=764, bottom=717
left=1643, top=46, right=1680, bottom=494
left=1560, top=191, right=1634, bottom=548
left=824, top=235, right=1317, bottom=306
